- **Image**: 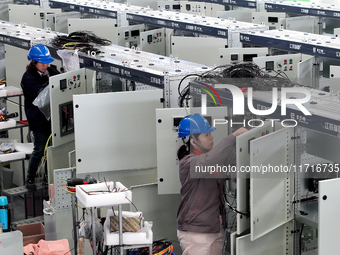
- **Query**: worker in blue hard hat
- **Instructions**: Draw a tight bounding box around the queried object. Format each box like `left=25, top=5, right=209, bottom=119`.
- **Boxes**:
left=21, top=44, right=60, bottom=191
left=176, top=113, right=247, bottom=255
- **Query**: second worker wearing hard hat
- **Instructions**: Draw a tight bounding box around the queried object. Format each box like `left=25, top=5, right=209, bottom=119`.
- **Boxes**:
left=21, top=44, right=60, bottom=191
left=177, top=113, right=247, bottom=255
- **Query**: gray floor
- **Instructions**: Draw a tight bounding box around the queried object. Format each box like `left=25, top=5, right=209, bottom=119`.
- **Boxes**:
left=10, top=193, right=46, bottom=226
left=11, top=195, right=28, bottom=223
left=10, top=195, right=318, bottom=255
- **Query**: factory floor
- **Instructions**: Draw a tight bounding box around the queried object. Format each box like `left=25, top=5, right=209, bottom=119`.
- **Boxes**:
left=10, top=196, right=318, bottom=255
left=10, top=196, right=33, bottom=224
left=11, top=195, right=26, bottom=222
left=10, top=188, right=47, bottom=225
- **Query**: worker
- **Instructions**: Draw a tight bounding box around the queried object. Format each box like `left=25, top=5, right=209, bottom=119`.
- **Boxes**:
left=21, top=44, right=60, bottom=191
left=176, top=113, right=247, bottom=255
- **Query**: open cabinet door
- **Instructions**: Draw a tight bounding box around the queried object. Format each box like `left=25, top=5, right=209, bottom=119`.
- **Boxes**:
left=250, top=127, right=295, bottom=241
left=236, top=121, right=275, bottom=235
left=74, top=90, right=163, bottom=174
left=319, top=178, right=340, bottom=254
left=236, top=221, right=293, bottom=255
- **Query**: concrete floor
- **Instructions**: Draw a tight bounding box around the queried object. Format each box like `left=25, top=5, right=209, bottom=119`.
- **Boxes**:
left=11, top=195, right=26, bottom=223
left=10, top=195, right=318, bottom=255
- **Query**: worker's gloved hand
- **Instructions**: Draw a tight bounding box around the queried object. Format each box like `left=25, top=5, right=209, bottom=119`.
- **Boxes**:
left=232, top=127, right=248, bottom=137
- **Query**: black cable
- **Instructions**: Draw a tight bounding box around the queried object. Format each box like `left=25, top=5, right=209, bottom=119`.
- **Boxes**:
left=135, top=239, right=173, bottom=255
left=177, top=62, right=302, bottom=107
left=225, top=196, right=249, bottom=217
left=219, top=181, right=249, bottom=218
left=50, top=30, right=111, bottom=54
left=63, top=247, right=75, bottom=255
left=52, top=31, right=112, bottom=46
left=177, top=73, right=202, bottom=107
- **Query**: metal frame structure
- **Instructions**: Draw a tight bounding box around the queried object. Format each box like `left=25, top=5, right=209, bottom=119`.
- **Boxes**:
left=15, top=0, right=267, bottom=42
left=188, top=0, right=257, bottom=8
left=188, top=0, right=340, bottom=19
left=240, top=29, right=340, bottom=61
left=0, top=19, right=213, bottom=107
left=11, top=0, right=340, bottom=62
left=189, top=77, right=340, bottom=253
left=3, top=2, right=340, bottom=253
left=189, top=80, right=340, bottom=136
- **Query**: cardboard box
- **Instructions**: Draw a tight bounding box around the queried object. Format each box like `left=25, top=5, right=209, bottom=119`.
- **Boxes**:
left=17, top=222, right=45, bottom=246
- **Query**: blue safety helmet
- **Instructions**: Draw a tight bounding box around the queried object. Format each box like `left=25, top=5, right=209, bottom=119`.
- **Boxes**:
left=178, top=113, right=216, bottom=138
left=27, top=44, right=54, bottom=64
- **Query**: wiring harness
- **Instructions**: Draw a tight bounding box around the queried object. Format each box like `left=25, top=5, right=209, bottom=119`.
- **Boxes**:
left=178, top=62, right=300, bottom=107
left=131, top=239, right=174, bottom=255
left=50, top=31, right=112, bottom=54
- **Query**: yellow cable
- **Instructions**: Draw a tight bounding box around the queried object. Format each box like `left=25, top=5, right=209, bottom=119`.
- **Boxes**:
left=153, top=245, right=173, bottom=255
left=182, top=107, right=190, bottom=115
left=44, top=134, right=52, bottom=156
left=62, top=42, right=89, bottom=49
left=37, top=134, right=52, bottom=178
left=65, top=189, right=75, bottom=194
left=75, top=203, right=83, bottom=210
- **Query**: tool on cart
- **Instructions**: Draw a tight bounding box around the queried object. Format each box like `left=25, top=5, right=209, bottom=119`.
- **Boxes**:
left=67, top=175, right=97, bottom=186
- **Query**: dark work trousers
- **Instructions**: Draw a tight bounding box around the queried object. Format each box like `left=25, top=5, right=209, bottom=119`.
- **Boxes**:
left=27, top=131, right=50, bottom=180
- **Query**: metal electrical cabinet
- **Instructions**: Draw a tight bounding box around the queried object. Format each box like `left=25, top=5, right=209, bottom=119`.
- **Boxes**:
left=318, top=178, right=340, bottom=254
left=236, top=121, right=276, bottom=236
left=8, top=4, right=62, bottom=28
left=250, top=127, right=294, bottom=242
left=234, top=123, right=294, bottom=255
left=170, top=36, right=228, bottom=66
left=49, top=68, right=92, bottom=148
left=233, top=123, right=340, bottom=254
left=155, top=107, right=229, bottom=194
left=73, top=90, right=163, bottom=174
left=67, top=18, right=147, bottom=49
left=187, top=77, right=340, bottom=253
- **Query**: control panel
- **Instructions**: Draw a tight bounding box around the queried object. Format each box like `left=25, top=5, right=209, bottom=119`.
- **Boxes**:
left=157, top=1, right=224, bottom=17
left=140, top=28, right=166, bottom=56
left=158, top=1, right=206, bottom=14
left=59, top=74, right=82, bottom=91
left=180, top=1, right=207, bottom=14
left=251, top=12, right=286, bottom=30
left=157, top=0, right=182, bottom=12
left=252, top=53, right=303, bottom=80
left=8, top=4, right=62, bottom=29
left=117, top=24, right=146, bottom=48
left=50, top=68, right=90, bottom=148
left=218, top=47, right=268, bottom=65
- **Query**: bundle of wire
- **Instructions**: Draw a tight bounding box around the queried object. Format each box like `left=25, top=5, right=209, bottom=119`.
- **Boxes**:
left=66, top=185, right=76, bottom=194
left=50, top=30, right=112, bottom=54
left=133, top=239, right=173, bottom=255
left=178, top=62, right=301, bottom=107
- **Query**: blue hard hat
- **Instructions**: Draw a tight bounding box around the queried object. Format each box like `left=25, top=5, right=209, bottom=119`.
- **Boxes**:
left=27, top=44, right=54, bottom=64
left=178, top=113, right=216, bottom=138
